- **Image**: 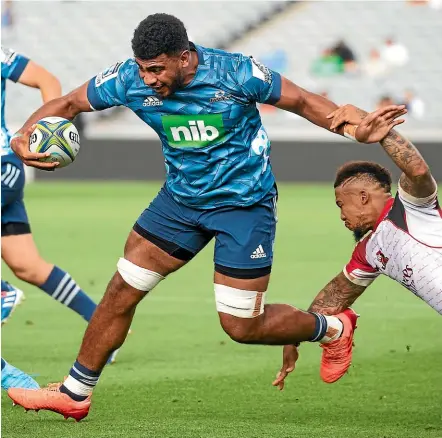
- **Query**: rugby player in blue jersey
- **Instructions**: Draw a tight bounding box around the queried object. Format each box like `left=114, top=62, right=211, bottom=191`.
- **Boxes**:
left=8, top=14, right=379, bottom=419
left=1, top=47, right=98, bottom=325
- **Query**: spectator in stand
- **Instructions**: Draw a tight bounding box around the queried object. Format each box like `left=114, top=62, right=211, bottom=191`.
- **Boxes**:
left=363, top=49, right=388, bottom=78
left=331, top=40, right=358, bottom=72
left=311, top=48, right=344, bottom=77
left=1, top=1, right=13, bottom=28
left=380, top=37, right=409, bottom=67
left=407, top=0, right=441, bottom=7
left=1, top=0, right=14, bottom=40
left=401, top=89, right=425, bottom=119
left=376, top=95, right=395, bottom=109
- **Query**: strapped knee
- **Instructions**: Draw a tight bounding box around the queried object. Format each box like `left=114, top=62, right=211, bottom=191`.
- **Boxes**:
left=214, top=284, right=266, bottom=318
left=117, top=258, right=164, bottom=292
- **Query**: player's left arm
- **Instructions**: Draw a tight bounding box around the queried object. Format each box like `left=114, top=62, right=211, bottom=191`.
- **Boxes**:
left=235, top=57, right=366, bottom=133
left=17, top=60, right=62, bottom=103
left=273, top=77, right=364, bottom=136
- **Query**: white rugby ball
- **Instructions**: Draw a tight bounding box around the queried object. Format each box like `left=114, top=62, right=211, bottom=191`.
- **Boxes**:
left=29, top=117, right=80, bottom=168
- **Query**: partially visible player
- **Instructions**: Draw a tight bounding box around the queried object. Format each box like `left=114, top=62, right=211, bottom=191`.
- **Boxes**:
left=1, top=279, right=23, bottom=324
left=273, top=105, right=441, bottom=388
left=2, top=281, right=39, bottom=390
left=1, top=47, right=98, bottom=324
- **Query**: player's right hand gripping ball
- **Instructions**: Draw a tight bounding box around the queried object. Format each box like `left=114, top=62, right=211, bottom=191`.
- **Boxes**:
left=29, top=117, right=80, bottom=168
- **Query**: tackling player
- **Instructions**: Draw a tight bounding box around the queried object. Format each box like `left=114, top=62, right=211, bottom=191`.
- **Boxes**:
left=273, top=105, right=441, bottom=389
left=7, top=15, right=385, bottom=420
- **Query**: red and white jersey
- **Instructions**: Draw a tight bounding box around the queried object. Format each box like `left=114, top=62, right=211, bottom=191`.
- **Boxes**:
left=344, top=182, right=442, bottom=314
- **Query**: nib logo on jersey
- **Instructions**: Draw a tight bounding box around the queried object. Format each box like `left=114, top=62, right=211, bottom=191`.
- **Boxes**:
left=162, top=114, right=226, bottom=148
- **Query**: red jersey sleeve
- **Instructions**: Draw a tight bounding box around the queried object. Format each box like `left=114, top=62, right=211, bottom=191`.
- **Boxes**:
left=343, top=237, right=380, bottom=287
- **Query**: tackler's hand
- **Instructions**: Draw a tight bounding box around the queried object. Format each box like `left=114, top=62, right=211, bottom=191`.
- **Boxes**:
left=272, top=344, right=299, bottom=391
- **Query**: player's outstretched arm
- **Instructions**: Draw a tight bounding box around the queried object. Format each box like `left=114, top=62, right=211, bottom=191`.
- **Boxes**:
left=332, top=105, right=437, bottom=198
left=17, top=60, right=62, bottom=103
left=308, top=272, right=366, bottom=315
left=380, top=128, right=437, bottom=199
left=274, top=77, right=364, bottom=135
left=11, top=82, right=91, bottom=169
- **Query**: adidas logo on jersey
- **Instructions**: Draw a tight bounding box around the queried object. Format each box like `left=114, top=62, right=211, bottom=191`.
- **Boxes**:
left=210, top=90, right=231, bottom=103
left=143, top=96, right=163, bottom=107
left=250, top=245, right=267, bottom=259
left=1, top=163, right=21, bottom=189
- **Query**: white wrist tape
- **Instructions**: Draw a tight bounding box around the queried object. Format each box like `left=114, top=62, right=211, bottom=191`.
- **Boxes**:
left=214, top=284, right=266, bottom=318
left=117, top=257, right=164, bottom=292
left=343, top=123, right=359, bottom=142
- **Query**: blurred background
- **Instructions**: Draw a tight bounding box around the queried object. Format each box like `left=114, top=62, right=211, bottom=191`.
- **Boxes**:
left=2, top=0, right=442, bottom=182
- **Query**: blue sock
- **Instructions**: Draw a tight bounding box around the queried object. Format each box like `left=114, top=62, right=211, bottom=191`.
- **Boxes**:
left=60, top=360, right=101, bottom=402
left=1, top=358, right=6, bottom=370
left=308, top=312, right=328, bottom=342
left=39, top=266, right=96, bottom=322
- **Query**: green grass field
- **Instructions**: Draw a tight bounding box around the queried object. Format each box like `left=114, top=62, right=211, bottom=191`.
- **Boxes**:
left=2, top=182, right=441, bottom=438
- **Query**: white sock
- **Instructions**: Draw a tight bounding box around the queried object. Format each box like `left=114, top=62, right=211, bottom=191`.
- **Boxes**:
left=319, top=315, right=343, bottom=344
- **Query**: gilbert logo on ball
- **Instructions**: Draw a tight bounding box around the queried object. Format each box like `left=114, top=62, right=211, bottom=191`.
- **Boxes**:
left=29, top=117, right=80, bottom=168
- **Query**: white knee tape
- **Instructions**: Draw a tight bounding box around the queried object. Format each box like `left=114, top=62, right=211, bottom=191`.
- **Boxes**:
left=117, top=258, right=164, bottom=292
left=214, top=284, right=266, bottom=318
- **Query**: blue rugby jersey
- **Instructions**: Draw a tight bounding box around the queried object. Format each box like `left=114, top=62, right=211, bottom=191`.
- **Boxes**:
left=1, top=47, right=30, bottom=156
left=87, top=44, right=281, bottom=209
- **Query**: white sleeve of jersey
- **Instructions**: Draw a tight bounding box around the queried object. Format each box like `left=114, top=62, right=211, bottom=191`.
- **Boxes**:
left=398, top=178, right=438, bottom=209
left=397, top=178, right=442, bottom=247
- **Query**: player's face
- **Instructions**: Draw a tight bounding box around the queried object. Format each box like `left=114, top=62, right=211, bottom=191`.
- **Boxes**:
left=135, top=51, right=190, bottom=97
left=335, top=186, right=373, bottom=241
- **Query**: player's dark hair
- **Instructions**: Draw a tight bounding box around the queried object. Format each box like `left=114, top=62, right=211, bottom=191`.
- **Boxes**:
left=132, top=14, right=189, bottom=60
left=334, top=161, right=392, bottom=192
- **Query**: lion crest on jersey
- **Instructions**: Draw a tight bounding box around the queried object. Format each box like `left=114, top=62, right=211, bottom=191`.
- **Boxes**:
left=376, top=250, right=389, bottom=270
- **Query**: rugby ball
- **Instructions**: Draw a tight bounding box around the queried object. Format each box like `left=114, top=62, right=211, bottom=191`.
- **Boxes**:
left=29, top=117, right=80, bottom=168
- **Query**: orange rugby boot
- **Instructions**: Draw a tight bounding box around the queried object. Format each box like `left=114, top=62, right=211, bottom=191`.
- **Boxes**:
left=320, top=308, right=359, bottom=383
left=8, top=383, right=91, bottom=422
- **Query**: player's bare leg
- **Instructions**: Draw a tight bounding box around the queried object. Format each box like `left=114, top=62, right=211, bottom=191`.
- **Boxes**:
left=2, top=233, right=97, bottom=322
left=76, top=231, right=186, bottom=371
left=216, top=273, right=319, bottom=344
left=2, top=234, right=54, bottom=285
left=8, top=230, right=187, bottom=420
left=215, top=272, right=357, bottom=382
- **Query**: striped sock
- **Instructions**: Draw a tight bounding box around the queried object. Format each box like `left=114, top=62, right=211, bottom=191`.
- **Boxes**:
left=60, top=360, right=101, bottom=402
left=309, top=313, right=343, bottom=343
left=39, top=266, right=96, bottom=322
